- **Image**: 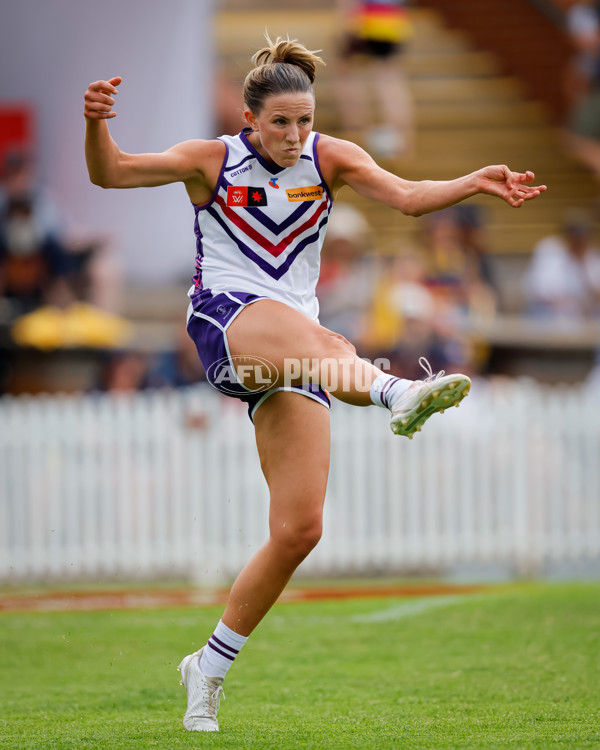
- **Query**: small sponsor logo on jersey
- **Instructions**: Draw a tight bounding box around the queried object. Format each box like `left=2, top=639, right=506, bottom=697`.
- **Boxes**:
left=229, top=163, right=252, bottom=178
left=269, top=177, right=280, bottom=189
left=285, top=186, right=324, bottom=202
left=226, top=186, right=268, bottom=207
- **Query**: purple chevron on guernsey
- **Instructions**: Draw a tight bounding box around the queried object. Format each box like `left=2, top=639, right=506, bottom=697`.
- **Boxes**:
left=188, top=127, right=332, bottom=321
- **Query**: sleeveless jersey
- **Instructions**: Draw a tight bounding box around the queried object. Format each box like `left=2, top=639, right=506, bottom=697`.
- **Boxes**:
left=188, top=129, right=332, bottom=321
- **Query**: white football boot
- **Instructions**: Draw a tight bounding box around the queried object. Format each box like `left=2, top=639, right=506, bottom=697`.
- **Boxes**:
left=178, top=648, right=224, bottom=732
left=390, top=357, right=471, bottom=439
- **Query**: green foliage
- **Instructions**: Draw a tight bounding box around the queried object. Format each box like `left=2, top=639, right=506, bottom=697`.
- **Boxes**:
left=1, top=583, right=599, bottom=748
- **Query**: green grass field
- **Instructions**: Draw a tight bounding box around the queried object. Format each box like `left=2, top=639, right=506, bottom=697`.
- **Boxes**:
left=1, top=583, right=599, bottom=749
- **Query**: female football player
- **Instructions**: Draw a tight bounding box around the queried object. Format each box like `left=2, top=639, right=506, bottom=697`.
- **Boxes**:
left=84, top=34, right=546, bottom=732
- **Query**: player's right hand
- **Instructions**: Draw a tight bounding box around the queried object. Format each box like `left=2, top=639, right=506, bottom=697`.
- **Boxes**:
left=84, top=77, right=122, bottom=120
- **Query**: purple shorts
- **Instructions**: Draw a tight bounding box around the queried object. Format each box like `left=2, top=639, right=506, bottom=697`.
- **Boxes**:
left=186, top=289, right=331, bottom=421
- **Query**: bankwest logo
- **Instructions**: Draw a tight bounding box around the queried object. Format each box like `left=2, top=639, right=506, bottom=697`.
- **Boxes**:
left=285, top=186, right=324, bottom=202
left=226, top=186, right=268, bottom=207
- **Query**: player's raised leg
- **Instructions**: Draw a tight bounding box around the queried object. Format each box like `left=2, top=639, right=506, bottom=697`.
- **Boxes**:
left=227, top=298, right=378, bottom=406
left=227, top=298, right=470, bottom=438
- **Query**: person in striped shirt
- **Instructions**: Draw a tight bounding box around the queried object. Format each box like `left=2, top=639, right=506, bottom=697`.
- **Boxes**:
left=84, top=34, right=546, bottom=732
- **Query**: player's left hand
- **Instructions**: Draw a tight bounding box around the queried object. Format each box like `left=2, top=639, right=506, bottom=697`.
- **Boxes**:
left=478, top=165, right=547, bottom=208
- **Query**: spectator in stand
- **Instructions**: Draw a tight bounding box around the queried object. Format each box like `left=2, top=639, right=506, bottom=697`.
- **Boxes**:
left=563, top=2, right=600, bottom=178
left=0, top=150, right=63, bottom=240
left=0, top=149, right=123, bottom=320
left=452, top=204, right=499, bottom=301
left=419, top=206, right=498, bottom=322
left=564, top=1, right=600, bottom=113
left=146, top=326, right=207, bottom=389
left=365, top=250, right=467, bottom=378
left=0, top=195, right=74, bottom=319
left=522, top=208, right=600, bottom=320
left=99, top=350, right=150, bottom=392
left=334, top=0, right=415, bottom=158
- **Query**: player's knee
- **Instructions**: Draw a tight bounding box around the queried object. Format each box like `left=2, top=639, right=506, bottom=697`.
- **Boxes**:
left=295, top=518, right=323, bottom=558
left=272, top=514, right=323, bottom=561
left=319, top=327, right=356, bottom=358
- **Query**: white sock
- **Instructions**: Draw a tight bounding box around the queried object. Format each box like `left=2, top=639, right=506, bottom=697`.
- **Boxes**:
left=199, top=619, right=248, bottom=679
left=370, top=374, right=412, bottom=410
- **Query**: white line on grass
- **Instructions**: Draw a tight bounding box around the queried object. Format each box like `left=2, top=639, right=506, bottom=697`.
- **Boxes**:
left=269, top=594, right=478, bottom=628
left=350, top=595, right=472, bottom=623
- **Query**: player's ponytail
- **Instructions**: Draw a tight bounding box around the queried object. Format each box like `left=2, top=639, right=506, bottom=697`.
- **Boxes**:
left=243, top=33, right=325, bottom=114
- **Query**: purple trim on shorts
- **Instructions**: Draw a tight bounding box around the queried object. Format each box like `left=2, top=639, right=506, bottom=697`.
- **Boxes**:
left=187, top=289, right=331, bottom=421
left=249, top=384, right=331, bottom=423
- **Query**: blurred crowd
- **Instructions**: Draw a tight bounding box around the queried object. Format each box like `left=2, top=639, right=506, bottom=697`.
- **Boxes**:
left=0, top=150, right=121, bottom=392
left=0, top=150, right=76, bottom=321
left=564, top=1, right=600, bottom=180
left=319, top=202, right=600, bottom=382
left=0, top=148, right=208, bottom=396
left=2, top=168, right=600, bottom=398
left=2, top=0, right=600, bottom=397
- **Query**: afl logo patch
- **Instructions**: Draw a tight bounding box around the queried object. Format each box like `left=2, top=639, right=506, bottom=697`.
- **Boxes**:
left=226, top=186, right=268, bottom=207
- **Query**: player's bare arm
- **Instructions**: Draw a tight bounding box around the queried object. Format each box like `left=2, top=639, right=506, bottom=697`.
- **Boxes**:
left=84, top=77, right=224, bottom=203
left=318, top=134, right=547, bottom=215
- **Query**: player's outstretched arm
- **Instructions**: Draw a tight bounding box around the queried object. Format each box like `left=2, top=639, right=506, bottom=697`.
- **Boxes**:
left=475, top=164, right=547, bottom=208
left=84, top=77, right=217, bottom=191
left=320, top=136, right=547, bottom=216
left=390, top=164, right=547, bottom=215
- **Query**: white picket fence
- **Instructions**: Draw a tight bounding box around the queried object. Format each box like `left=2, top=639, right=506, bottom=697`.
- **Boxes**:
left=1, top=378, right=599, bottom=583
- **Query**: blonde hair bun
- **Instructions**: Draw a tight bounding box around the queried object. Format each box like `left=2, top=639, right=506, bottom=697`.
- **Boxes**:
left=252, top=33, right=325, bottom=84
left=243, top=33, right=325, bottom=114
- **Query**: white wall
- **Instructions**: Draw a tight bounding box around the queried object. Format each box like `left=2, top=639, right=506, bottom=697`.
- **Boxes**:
left=0, top=0, right=215, bottom=284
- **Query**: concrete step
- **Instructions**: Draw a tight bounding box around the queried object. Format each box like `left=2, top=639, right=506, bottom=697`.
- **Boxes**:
left=328, top=191, right=598, bottom=255
left=220, top=46, right=500, bottom=81
left=314, top=98, right=548, bottom=132
left=215, top=9, right=338, bottom=50
left=416, top=125, right=557, bottom=149
left=364, top=220, right=573, bottom=256
left=405, top=50, right=499, bottom=78
left=366, top=155, right=574, bottom=180
left=215, top=8, right=480, bottom=65
left=310, top=77, right=528, bottom=121
left=414, top=100, right=547, bottom=129
left=408, top=76, right=526, bottom=103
